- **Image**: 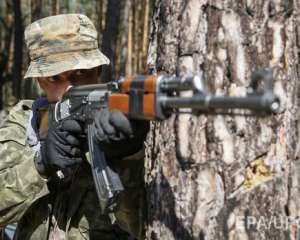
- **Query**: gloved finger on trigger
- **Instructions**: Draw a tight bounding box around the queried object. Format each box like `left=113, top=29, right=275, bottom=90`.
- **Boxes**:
left=109, top=110, right=133, bottom=137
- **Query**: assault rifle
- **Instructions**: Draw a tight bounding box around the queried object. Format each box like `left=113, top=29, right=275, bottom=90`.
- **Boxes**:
left=52, top=69, right=280, bottom=214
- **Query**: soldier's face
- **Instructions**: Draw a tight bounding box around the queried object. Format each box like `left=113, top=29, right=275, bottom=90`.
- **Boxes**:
left=37, top=67, right=100, bottom=103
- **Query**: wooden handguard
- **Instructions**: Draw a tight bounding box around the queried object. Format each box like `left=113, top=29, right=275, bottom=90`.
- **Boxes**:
left=108, top=75, right=159, bottom=120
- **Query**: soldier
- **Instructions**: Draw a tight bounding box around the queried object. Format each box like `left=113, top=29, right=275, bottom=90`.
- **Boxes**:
left=0, top=14, right=148, bottom=240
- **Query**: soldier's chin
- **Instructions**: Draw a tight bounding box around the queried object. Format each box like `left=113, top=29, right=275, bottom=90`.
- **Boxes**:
left=47, top=95, right=61, bottom=103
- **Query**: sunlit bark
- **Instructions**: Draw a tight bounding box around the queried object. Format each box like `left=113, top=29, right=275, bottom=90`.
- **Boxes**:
left=145, top=1, right=299, bottom=239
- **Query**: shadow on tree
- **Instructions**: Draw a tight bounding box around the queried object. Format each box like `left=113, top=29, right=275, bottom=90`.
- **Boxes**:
left=147, top=171, right=193, bottom=240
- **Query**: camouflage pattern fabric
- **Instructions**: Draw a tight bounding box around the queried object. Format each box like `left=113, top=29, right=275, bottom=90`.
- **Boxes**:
left=0, top=100, right=49, bottom=225
left=0, top=101, right=146, bottom=240
left=24, top=14, right=109, bottom=78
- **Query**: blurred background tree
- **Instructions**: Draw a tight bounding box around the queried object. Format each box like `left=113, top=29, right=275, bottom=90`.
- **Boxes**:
left=0, top=0, right=155, bottom=111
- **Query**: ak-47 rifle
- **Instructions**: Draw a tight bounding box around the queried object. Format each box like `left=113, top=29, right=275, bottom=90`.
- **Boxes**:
left=52, top=69, right=280, bottom=214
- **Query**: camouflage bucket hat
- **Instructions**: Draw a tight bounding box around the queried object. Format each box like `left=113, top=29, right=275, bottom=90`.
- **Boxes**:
left=24, top=14, right=109, bottom=78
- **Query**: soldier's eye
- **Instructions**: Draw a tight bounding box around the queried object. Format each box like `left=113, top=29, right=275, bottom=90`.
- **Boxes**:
left=48, top=76, right=60, bottom=82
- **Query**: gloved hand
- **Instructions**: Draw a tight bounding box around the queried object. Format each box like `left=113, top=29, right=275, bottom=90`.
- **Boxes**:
left=36, top=119, right=85, bottom=178
left=93, top=109, right=149, bottom=158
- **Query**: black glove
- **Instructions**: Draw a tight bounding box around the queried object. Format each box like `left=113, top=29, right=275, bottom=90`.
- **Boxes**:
left=37, top=119, right=85, bottom=177
left=93, top=109, right=149, bottom=158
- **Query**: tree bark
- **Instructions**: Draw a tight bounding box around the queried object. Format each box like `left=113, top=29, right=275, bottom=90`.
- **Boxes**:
left=142, top=0, right=150, bottom=72
left=0, top=1, right=13, bottom=110
left=50, top=0, right=59, bottom=15
left=114, top=0, right=130, bottom=77
left=96, top=0, right=103, bottom=38
left=101, top=0, right=122, bottom=82
left=145, top=0, right=299, bottom=239
left=132, top=0, right=141, bottom=74
left=12, top=0, right=23, bottom=100
left=31, top=0, right=42, bottom=22
left=126, top=0, right=133, bottom=76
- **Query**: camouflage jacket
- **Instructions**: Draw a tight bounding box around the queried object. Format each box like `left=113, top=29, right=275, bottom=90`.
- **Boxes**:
left=0, top=100, right=145, bottom=240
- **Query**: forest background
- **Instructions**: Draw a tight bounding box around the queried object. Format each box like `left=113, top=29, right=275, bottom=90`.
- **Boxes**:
left=0, top=0, right=154, bottom=118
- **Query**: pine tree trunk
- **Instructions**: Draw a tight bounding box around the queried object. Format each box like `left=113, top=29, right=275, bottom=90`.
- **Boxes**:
left=50, top=0, right=59, bottom=15
left=114, top=0, right=130, bottom=77
left=12, top=0, right=23, bottom=100
left=31, top=0, right=42, bottom=21
left=126, top=0, right=133, bottom=76
left=96, top=0, right=103, bottom=39
left=101, top=0, right=122, bottom=82
left=145, top=0, right=299, bottom=239
left=0, top=1, right=13, bottom=109
left=142, top=0, right=150, bottom=72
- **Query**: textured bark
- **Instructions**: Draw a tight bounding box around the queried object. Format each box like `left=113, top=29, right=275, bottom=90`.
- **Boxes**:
left=142, top=0, right=150, bottom=71
left=50, top=0, right=59, bottom=15
left=126, top=0, right=133, bottom=76
left=101, top=0, right=122, bottom=82
left=145, top=0, right=299, bottom=239
left=31, top=0, right=42, bottom=22
left=0, top=1, right=13, bottom=110
left=114, top=0, right=130, bottom=77
left=12, top=0, right=23, bottom=99
left=132, top=0, right=142, bottom=74
left=96, top=0, right=104, bottom=37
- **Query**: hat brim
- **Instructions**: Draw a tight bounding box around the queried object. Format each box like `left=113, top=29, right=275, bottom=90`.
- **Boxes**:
left=24, top=49, right=110, bottom=79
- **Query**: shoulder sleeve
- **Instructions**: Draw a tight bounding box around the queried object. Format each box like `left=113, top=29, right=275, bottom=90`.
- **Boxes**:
left=0, top=101, right=49, bottom=225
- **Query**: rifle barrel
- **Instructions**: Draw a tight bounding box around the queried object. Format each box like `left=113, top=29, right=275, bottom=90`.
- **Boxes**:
left=160, top=93, right=280, bottom=113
